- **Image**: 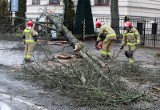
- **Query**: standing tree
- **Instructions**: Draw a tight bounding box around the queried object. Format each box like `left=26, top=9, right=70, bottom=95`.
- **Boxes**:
left=0, top=0, right=10, bottom=16
left=63, top=0, right=75, bottom=31
left=110, top=0, right=120, bottom=37
left=73, top=0, right=94, bottom=36
left=84, top=0, right=94, bottom=35
left=15, top=0, right=26, bottom=26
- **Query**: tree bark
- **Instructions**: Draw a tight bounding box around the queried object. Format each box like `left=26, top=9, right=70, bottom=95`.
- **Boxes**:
left=42, top=12, right=79, bottom=47
left=40, top=12, right=106, bottom=68
left=110, top=0, right=120, bottom=36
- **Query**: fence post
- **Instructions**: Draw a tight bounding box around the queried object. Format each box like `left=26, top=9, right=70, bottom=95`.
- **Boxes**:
left=152, top=22, right=157, bottom=47
left=82, top=18, right=85, bottom=40
left=10, top=12, right=12, bottom=35
left=137, top=22, right=144, bottom=45
left=143, top=20, right=146, bottom=45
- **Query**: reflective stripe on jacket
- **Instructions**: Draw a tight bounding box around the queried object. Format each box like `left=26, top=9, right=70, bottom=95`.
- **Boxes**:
left=23, top=29, right=34, bottom=43
left=122, top=27, right=140, bottom=46
left=97, top=25, right=116, bottom=41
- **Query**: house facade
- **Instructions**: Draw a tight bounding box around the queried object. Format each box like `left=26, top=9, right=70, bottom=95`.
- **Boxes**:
left=26, top=0, right=160, bottom=20
left=26, top=0, right=160, bottom=47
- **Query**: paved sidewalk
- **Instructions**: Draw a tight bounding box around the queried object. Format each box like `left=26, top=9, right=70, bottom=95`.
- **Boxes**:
left=83, top=40, right=160, bottom=69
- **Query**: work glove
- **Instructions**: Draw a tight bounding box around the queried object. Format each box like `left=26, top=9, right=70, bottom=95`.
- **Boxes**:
left=137, top=42, right=141, bottom=46
left=120, top=46, right=124, bottom=50
left=23, top=35, right=26, bottom=44
left=95, top=41, right=99, bottom=49
left=136, top=42, right=141, bottom=48
left=33, top=35, right=38, bottom=42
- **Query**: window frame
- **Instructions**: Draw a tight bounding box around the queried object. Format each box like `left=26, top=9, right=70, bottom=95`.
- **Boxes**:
left=32, top=0, right=40, bottom=5
left=95, top=0, right=110, bottom=6
left=49, top=0, right=60, bottom=5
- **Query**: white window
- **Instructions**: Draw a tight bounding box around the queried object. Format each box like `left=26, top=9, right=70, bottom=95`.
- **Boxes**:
left=95, top=0, right=109, bottom=6
left=32, top=0, right=40, bottom=5
left=49, top=0, right=60, bottom=4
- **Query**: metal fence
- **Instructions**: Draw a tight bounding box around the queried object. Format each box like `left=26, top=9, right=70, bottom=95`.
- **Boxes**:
left=0, top=15, right=12, bottom=34
left=0, top=15, right=26, bottom=41
left=0, top=15, right=160, bottom=48
left=97, top=16, right=160, bottom=48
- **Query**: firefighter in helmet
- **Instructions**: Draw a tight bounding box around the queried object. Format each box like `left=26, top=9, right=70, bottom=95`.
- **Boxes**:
left=95, top=21, right=117, bottom=58
left=120, top=21, right=140, bottom=64
left=23, top=21, right=38, bottom=62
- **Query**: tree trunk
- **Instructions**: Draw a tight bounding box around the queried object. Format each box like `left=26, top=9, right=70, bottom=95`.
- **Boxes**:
left=63, top=0, right=75, bottom=31
left=41, top=12, right=106, bottom=68
left=40, top=12, right=78, bottom=46
left=73, top=0, right=94, bottom=35
left=110, top=0, right=120, bottom=37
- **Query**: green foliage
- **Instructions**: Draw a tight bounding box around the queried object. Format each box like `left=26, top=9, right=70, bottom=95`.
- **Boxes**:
left=154, top=52, right=160, bottom=57
left=21, top=58, right=145, bottom=108
left=73, top=0, right=94, bottom=35
left=0, top=0, right=10, bottom=16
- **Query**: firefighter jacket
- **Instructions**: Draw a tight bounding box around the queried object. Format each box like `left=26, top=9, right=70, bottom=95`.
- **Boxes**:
left=23, top=27, right=38, bottom=43
left=122, top=27, right=140, bottom=46
left=97, top=25, right=116, bottom=41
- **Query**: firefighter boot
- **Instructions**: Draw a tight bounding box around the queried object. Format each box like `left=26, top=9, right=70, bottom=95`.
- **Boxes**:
left=129, top=50, right=133, bottom=58
left=101, top=54, right=110, bottom=60
left=125, top=51, right=129, bottom=58
left=24, top=59, right=34, bottom=63
left=129, top=58, right=134, bottom=64
left=128, top=50, right=134, bottom=64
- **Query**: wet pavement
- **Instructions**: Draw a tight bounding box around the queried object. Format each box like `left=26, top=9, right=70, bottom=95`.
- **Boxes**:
left=0, top=40, right=160, bottom=110
left=84, top=40, right=160, bottom=69
left=0, top=61, right=90, bottom=110
left=0, top=40, right=90, bottom=110
left=0, top=41, right=24, bottom=66
left=0, top=101, right=11, bottom=110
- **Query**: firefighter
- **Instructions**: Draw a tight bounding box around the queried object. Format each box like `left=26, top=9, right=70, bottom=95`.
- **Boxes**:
left=23, top=21, right=38, bottom=62
left=95, top=21, right=117, bottom=58
left=120, top=21, right=140, bottom=64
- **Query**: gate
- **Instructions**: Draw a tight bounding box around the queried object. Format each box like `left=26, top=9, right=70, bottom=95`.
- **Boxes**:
left=132, top=17, right=160, bottom=48
left=1, top=15, right=160, bottom=48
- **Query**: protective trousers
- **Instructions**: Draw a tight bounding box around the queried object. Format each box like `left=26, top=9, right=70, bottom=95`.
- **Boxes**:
left=126, top=44, right=137, bottom=64
left=100, top=38, right=114, bottom=58
left=24, top=42, right=35, bottom=61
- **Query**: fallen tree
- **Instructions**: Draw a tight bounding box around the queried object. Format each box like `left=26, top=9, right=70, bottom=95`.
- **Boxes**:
left=37, top=11, right=150, bottom=96
left=20, top=12, right=153, bottom=108
left=38, top=11, right=107, bottom=68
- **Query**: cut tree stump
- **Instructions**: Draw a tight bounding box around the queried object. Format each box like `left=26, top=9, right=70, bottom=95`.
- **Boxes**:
left=56, top=54, right=72, bottom=59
